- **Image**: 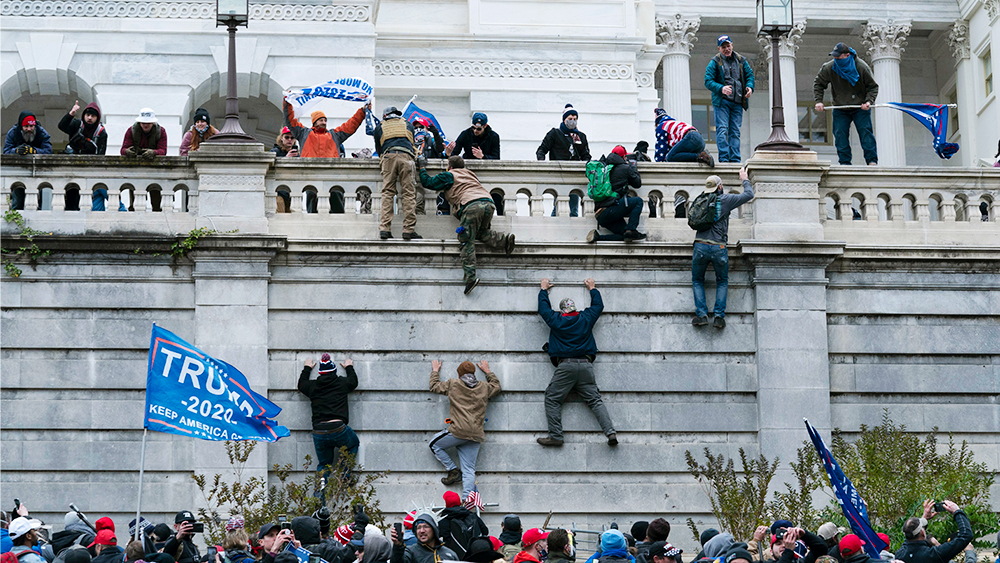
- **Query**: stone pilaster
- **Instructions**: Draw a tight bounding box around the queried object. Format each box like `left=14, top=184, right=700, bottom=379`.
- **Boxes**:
left=948, top=20, right=978, bottom=167
left=758, top=20, right=807, bottom=143
left=656, top=14, right=700, bottom=124
left=861, top=19, right=911, bottom=166
left=637, top=44, right=667, bottom=140
left=188, top=142, right=275, bottom=234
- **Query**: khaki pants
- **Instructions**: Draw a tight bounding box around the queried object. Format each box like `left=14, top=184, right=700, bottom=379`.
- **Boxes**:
left=379, top=152, right=417, bottom=233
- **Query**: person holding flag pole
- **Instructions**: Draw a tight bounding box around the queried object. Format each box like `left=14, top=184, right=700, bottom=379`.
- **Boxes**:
left=819, top=103, right=960, bottom=160
left=813, top=42, right=879, bottom=166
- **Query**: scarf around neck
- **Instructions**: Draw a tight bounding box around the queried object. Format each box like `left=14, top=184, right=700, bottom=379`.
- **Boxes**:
left=833, top=49, right=861, bottom=86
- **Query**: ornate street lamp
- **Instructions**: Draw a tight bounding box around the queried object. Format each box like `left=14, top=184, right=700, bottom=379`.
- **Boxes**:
left=755, top=0, right=807, bottom=151
left=207, top=0, right=256, bottom=142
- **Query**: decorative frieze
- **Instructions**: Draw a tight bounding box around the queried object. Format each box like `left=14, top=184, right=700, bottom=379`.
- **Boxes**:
left=948, top=20, right=971, bottom=61
left=0, top=0, right=371, bottom=21
left=635, top=72, right=654, bottom=88
left=374, top=60, right=633, bottom=80
left=861, top=19, right=911, bottom=62
left=655, top=14, right=700, bottom=55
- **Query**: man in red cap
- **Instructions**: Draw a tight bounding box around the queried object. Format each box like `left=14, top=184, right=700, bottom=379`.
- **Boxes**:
left=299, top=354, right=360, bottom=491
left=90, top=530, right=123, bottom=563
left=513, top=529, right=548, bottom=563
left=587, top=145, right=646, bottom=243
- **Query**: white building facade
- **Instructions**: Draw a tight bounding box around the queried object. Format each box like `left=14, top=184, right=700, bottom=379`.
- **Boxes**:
left=2, top=0, right=998, bottom=166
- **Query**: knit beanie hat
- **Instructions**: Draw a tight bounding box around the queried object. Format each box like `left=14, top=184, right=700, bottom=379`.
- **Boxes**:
left=600, top=530, right=627, bottom=552
left=631, top=522, right=649, bottom=542
left=193, top=108, right=210, bottom=125
left=562, top=104, right=579, bottom=121
left=443, top=490, right=462, bottom=508
left=318, top=353, right=337, bottom=375
left=334, top=525, right=354, bottom=545
left=457, top=361, right=476, bottom=376
left=311, top=110, right=326, bottom=124
left=646, top=518, right=670, bottom=542
left=634, top=141, right=649, bottom=153
left=725, top=548, right=753, bottom=563
left=700, top=529, right=720, bottom=546
left=129, top=517, right=153, bottom=538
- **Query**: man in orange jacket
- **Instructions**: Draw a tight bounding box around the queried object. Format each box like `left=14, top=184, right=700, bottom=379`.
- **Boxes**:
left=283, top=101, right=368, bottom=158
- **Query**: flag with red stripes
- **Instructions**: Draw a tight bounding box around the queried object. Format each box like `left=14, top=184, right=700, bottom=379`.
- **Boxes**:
left=464, top=488, right=484, bottom=510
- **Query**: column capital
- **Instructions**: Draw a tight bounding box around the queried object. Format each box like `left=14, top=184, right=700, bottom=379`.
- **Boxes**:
left=948, top=20, right=971, bottom=61
left=656, top=14, right=700, bottom=55
left=983, top=0, right=999, bottom=23
left=757, top=19, right=808, bottom=59
left=861, top=18, right=911, bottom=62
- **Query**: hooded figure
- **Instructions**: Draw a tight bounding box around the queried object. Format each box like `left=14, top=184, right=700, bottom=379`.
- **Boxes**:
left=363, top=528, right=393, bottom=563
left=390, top=513, right=458, bottom=563
left=4, top=111, right=53, bottom=155
left=290, top=516, right=350, bottom=563
left=179, top=108, right=219, bottom=155
left=59, top=102, right=108, bottom=155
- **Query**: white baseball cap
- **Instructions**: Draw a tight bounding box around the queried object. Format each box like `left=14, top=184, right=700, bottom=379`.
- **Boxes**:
left=136, top=108, right=158, bottom=123
left=9, top=516, right=43, bottom=539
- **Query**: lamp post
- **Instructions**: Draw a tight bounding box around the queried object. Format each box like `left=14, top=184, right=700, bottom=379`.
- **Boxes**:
left=207, top=0, right=256, bottom=142
left=755, top=0, right=807, bottom=151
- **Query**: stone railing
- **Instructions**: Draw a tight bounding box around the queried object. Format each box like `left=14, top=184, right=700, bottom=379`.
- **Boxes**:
left=2, top=148, right=997, bottom=245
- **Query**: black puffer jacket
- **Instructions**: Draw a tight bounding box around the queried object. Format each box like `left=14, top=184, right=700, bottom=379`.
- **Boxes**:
left=595, top=152, right=641, bottom=211
left=298, top=364, right=358, bottom=428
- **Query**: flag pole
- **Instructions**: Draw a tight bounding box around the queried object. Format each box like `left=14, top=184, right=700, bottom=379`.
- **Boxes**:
left=402, top=95, right=418, bottom=115
left=823, top=103, right=958, bottom=110
left=134, top=427, right=148, bottom=543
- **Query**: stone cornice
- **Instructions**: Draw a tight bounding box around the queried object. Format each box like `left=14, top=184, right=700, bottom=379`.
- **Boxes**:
left=374, top=60, right=633, bottom=80
left=948, top=20, right=971, bottom=61
left=655, top=14, right=700, bottom=56
left=861, top=19, right=912, bottom=62
left=0, top=0, right=371, bottom=21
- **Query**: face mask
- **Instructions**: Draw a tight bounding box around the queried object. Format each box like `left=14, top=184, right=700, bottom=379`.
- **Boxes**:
left=539, top=549, right=548, bottom=562
left=564, top=118, right=577, bottom=129
left=195, top=123, right=208, bottom=134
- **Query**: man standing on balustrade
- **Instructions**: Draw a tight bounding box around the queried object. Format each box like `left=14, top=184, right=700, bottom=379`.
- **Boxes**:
left=537, top=104, right=591, bottom=217
left=375, top=106, right=420, bottom=240
left=813, top=42, right=879, bottom=166
left=704, top=35, right=754, bottom=163
left=417, top=155, right=515, bottom=295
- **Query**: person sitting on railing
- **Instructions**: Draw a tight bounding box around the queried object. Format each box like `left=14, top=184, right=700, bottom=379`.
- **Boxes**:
left=417, top=155, right=515, bottom=295
left=283, top=100, right=367, bottom=158
left=121, top=108, right=167, bottom=160
left=587, top=145, right=646, bottom=244
left=653, top=108, right=714, bottom=167
left=179, top=108, right=218, bottom=156
left=59, top=100, right=107, bottom=156
left=447, top=113, right=500, bottom=161
left=538, top=105, right=591, bottom=217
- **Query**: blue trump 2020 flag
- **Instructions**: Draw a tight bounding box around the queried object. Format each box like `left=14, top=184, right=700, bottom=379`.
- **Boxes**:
left=145, top=325, right=289, bottom=442
left=403, top=101, right=448, bottom=142
left=805, top=419, right=886, bottom=558
left=884, top=102, right=959, bottom=159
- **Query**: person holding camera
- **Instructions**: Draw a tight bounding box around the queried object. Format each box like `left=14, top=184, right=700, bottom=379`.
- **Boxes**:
left=896, top=500, right=972, bottom=563
left=258, top=523, right=301, bottom=563
left=164, top=511, right=202, bottom=563
left=390, top=513, right=458, bottom=563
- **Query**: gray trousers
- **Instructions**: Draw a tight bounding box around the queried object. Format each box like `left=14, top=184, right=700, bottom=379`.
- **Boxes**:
left=429, top=429, right=481, bottom=497
left=544, top=359, right=615, bottom=440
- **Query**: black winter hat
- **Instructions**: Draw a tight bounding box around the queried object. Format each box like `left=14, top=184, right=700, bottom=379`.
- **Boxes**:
left=193, top=108, right=210, bottom=125
left=646, top=518, right=670, bottom=542
left=631, top=521, right=649, bottom=542
left=634, top=141, right=649, bottom=154
left=700, top=529, right=720, bottom=546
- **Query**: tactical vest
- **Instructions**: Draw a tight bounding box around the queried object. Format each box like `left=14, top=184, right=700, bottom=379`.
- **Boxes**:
left=379, top=118, right=415, bottom=155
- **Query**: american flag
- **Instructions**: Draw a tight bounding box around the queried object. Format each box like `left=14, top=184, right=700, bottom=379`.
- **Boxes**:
left=464, top=488, right=484, bottom=510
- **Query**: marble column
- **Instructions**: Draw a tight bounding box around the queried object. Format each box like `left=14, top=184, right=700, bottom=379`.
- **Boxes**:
left=656, top=14, right=700, bottom=124
left=862, top=19, right=911, bottom=167
left=758, top=20, right=807, bottom=144
left=948, top=21, right=978, bottom=168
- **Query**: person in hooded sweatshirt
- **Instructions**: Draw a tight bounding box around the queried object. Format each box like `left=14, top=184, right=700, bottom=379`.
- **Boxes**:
left=390, top=513, right=458, bottom=563
left=179, top=108, right=218, bottom=156
left=4, top=111, right=52, bottom=156
left=583, top=530, right=632, bottom=563
left=362, top=526, right=393, bottom=563
left=50, top=511, right=97, bottom=562
left=59, top=100, right=108, bottom=155
left=298, top=354, right=360, bottom=484
left=587, top=145, right=645, bottom=243
left=290, top=516, right=351, bottom=563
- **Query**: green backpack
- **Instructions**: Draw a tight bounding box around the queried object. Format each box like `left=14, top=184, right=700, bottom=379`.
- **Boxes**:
left=586, top=159, right=615, bottom=202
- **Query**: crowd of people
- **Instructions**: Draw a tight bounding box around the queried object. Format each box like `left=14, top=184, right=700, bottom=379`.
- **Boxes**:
left=3, top=497, right=992, bottom=563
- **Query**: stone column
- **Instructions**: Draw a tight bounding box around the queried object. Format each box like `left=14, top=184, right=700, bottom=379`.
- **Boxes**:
left=758, top=20, right=807, bottom=143
left=656, top=14, right=700, bottom=124
left=189, top=142, right=275, bottom=234
left=948, top=21, right=979, bottom=168
left=862, top=19, right=911, bottom=167
left=637, top=44, right=667, bottom=140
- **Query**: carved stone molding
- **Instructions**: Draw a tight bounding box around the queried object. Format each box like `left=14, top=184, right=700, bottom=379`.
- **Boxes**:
left=374, top=60, right=634, bottom=80
left=0, top=0, right=371, bottom=21
left=757, top=19, right=807, bottom=59
left=984, top=0, right=999, bottom=22
left=635, top=72, right=654, bottom=88
left=861, top=19, right=911, bottom=62
left=948, top=20, right=971, bottom=61
left=655, top=14, right=700, bottom=56
left=752, top=50, right=769, bottom=90
left=754, top=182, right=820, bottom=199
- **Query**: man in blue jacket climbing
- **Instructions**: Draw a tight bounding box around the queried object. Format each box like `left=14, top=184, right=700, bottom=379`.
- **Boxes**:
left=536, top=277, right=617, bottom=447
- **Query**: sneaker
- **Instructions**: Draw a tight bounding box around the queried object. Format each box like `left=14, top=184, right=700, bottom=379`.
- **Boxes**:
left=624, top=230, right=647, bottom=240
left=713, top=316, right=726, bottom=329
left=692, top=315, right=709, bottom=326
left=697, top=151, right=716, bottom=168
left=440, top=468, right=462, bottom=485
left=464, top=278, right=480, bottom=295
left=537, top=437, right=564, bottom=447
left=402, top=232, right=423, bottom=240
left=586, top=229, right=598, bottom=244
left=607, top=433, right=619, bottom=447
left=379, top=231, right=392, bottom=240
left=505, top=233, right=516, bottom=255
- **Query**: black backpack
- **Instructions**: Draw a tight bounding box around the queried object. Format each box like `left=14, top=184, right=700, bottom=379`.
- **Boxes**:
left=445, top=513, right=485, bottom=559
left=687, top=191, right=723, bottom=231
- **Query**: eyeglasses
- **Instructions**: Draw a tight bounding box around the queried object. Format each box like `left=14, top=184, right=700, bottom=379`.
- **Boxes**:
left=471, top=124, right=485, bottom=130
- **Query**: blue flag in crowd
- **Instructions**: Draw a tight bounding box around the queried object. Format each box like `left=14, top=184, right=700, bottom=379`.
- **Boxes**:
left=805, top=419, right=886, bottom=558
left=144, top=324, right=289, bottom=442
left=403, top=102, right=448, bottom=142
left=885, top=102, right=959, bottom=159
left=284, top=541, right=327, bottom=563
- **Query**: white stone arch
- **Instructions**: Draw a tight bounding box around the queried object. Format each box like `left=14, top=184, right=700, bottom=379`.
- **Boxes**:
left=185, top=67, right=287, bottom=147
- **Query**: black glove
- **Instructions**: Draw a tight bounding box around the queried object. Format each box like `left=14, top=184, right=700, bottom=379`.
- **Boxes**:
left=416, top=155, right=427, bottom=169
left=353, top=505, right=370, bottom=531
left=124, top=146, right=139, bottom=157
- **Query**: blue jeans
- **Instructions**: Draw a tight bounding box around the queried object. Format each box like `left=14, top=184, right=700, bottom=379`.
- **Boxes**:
left=667, top=130, right=706, bottom=162
left=92, top=188, right=108, bottom=211
left=692, top=242, right=729, bottom=318
left=832, top=108, right=878, bottom=165
left=313, top=425, right=360, bottom=482
left=594, top=196, right=643, bottom=241
left=10, top=187, right=25, bottom=210
left=714, top=99, right=744, bottom=163
left=550, top=193, right=579, bottom=217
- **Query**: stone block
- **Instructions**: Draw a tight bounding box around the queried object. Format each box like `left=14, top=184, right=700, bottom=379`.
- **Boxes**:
left=195, top=279, right=268, bottom=306
left=755, top=310, right=829, bottom=352
left=827, top=323, right=1000, bottom=355
left=852, top=364, right=999, bottom=394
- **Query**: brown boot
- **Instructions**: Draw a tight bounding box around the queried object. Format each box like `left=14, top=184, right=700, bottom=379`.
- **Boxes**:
left=441, top=468, right=462, bottom=485
left=697, top=151, right=715, bottom=168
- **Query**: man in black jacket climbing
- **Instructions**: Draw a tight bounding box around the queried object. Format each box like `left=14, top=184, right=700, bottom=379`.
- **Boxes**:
left=299, top=354, right=360, bottom=485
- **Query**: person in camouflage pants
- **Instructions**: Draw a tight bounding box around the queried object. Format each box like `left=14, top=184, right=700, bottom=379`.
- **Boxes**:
left=418, top=155, right=515, bottom=295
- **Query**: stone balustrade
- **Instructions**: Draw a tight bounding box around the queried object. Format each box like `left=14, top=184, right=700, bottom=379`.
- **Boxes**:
left=2, top=149, right=998, bottom=245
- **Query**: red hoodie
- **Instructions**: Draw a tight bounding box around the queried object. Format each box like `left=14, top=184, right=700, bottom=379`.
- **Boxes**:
left=513, top=552, right=541, bottom=563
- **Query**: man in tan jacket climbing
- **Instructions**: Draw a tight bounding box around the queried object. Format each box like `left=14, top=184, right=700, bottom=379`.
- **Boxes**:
left=428, top=359, right=502, bottom=498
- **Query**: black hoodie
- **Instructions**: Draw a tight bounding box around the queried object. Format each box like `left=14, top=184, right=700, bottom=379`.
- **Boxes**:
left=298, top=364, right=358, bottom=428
left=594, top=152, right=641, bottom=211
left=58, top=103, right=107, bottom=155
left=290, top=517, right=351, bottom=563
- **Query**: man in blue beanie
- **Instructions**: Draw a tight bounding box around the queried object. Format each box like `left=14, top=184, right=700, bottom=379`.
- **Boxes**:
left=447, top=113, right=500, bottom=160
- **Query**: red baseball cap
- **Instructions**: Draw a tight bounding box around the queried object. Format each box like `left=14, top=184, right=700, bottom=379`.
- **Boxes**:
left=522, top=528, right=549, bottom=547
left=839, top=535, right=865, bottom=557
left=611, top=145, right=627, bottom=157
left=96, top=517, right=115, bottom=532
left=88, top=529, right=118, bottom=548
